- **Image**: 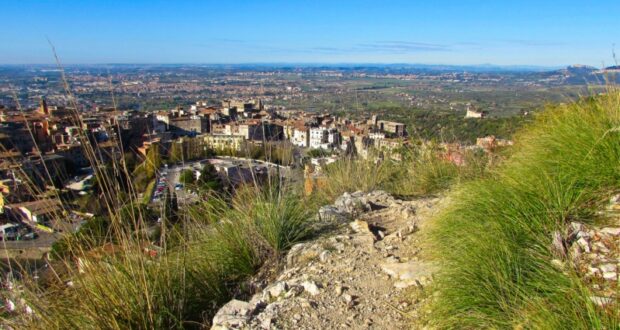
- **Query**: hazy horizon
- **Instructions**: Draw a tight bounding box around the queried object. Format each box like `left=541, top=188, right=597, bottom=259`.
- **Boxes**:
left=0, top=62, right=579, bottom=70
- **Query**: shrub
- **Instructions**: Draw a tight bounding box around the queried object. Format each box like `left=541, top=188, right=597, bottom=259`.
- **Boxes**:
left=427, top=91, right=620, bottom=328
left=244, top=190, right=312, bottom=253
left=179, top=169, right=195, bottom=185
left=317, top=144, right=486, bottom=201
left=14, top=244, right=229, bottom=329
left=4, top=135, right=311, bottom=328
left=387, top=145, right=459, bottom=197
left=6, top=182, right=312, bottom=328
left=319, top=157, right=397, bottom=201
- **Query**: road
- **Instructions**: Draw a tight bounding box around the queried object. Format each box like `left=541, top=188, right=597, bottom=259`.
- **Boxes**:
left=0, top=231, right=60, bottom=250
left=151, top=160, right=206, bottom=204
left=165, top=161, right=202, bottom=203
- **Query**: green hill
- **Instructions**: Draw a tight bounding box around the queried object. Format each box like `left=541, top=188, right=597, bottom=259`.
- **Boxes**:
left=428, top=90, right=620, bottom=328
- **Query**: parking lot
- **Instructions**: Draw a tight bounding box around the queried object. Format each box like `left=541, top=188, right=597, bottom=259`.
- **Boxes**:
left=151, top=161, right=205, bottom=204
left=149, top=157, right=291, bottom=205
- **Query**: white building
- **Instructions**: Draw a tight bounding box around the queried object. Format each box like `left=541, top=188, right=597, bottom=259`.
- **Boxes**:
left=369, top=132, right=385, bottom=148
left=368, top=132, right=385, bottom=140
left=465, top=109, right=484, bottom=118
left=292, top=127, right=309, bottom=148
left=465, top=105, right=485, bottom=119
left=309, top=127, right=328, bottom=149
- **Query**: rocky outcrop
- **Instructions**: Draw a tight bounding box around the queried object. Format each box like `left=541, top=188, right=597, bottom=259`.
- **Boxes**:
left=210, top=191, right=440, bottom=329
left=553, top=194, right=620, bottom=308
left=561, top=222, right=620, bottom=307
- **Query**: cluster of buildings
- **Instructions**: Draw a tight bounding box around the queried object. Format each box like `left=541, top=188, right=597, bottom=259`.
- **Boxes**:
left=141, top=98, right=408, bottom=160
left=0, top=99, right=130, bottom=232
left=0, top=96, right=407, bottom=233
left=279, top=113, right=407, bottom=158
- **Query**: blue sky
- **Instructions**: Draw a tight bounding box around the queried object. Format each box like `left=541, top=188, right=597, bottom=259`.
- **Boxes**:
left=1, top=0, right=618, bottom=66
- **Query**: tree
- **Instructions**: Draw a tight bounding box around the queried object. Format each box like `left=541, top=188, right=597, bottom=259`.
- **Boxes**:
left=50, top=216, right=110, bottom=260
left=169, top=141, right=183, bottom=164
left=144, top=144, right=161, bottom=179
left=198, top=163, right=223, bottom=192
left=162, top=187, right=179, bottom=224
left=179, top=169, right=195, bottom=185
left=307, top=148, right=332, bottom=158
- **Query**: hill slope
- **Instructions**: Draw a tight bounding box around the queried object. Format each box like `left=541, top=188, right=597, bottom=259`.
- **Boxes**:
left=428, top=90, right=620, bottom=328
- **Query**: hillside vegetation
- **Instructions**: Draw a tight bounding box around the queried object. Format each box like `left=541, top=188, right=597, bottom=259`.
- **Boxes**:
left=5, top=184, right=315, bottom=329
left=428, top=90, right=620, bottom=328
left=5, top=91, right=620, bottom=329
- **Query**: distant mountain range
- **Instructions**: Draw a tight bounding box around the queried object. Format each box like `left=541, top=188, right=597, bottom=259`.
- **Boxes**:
left=552, top=64, right=620, bottom=84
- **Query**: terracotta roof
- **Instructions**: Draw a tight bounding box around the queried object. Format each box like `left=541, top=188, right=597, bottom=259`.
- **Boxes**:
left=199, top=108, right=217, bottom=115
left=293, top=122, right=307, bottom=131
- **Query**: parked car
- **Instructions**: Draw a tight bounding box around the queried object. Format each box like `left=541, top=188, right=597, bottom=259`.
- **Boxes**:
left=21, top=232, right=38, bottom=240
left=0, top=224, right=19, bottom=241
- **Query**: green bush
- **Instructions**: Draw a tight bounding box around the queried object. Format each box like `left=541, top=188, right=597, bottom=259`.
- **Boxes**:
left=246, top=190, right=312, bottom=253
left=197, top=163, right=223, bottom=193
left=386, top=145, right=459, bottom=197
left=319, top=157, right=397, bottom=201
left=17, top=247, right=229, bottom=329
left=318, top=144, right=487, bottom=201
left=179, top=169, right=195, bottom=185
left=9, top=183, right=313, bottom=329
left=50, top=216, right=110, bottom=260
left=428, top=91, right=620, bottom=328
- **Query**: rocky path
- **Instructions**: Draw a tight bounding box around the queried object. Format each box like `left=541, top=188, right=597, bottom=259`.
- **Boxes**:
left=211, top=191, right=441, bottom=330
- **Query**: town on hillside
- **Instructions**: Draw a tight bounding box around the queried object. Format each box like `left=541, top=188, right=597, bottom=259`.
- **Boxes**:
left=0, top=96, right=509, bottom=252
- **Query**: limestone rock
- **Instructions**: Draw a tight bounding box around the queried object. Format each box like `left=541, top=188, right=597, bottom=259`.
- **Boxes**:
left=267, top=282, right=288, bottom=299
left=212, top=191, right=438, bottom=330
left=301, top=281, right=321, bottom=296
left=590, top=296, right=614, bottom=307
left=380, top=261, right=437, bottom=288
left=319, top=250, right=331, bottom=263
left=600, top=227, right=620, bottom=236
left=349, top=220, right=371, bottom=234
left=211, top=299, right=254, bottom=329
left=565, top=219, right=620, bottom=306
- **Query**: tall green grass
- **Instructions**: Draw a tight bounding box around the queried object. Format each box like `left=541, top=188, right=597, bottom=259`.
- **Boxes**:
left=1, top=52, right=315, bottom=328
left=4, top=182, right=313, bottom=329
left=428, top=91, right=620, bottom=328
left=318, top=156, right=397, bottom=201
left=15, top=248, right=229, bottom=329
left=317, top=144, right=488, bottom=201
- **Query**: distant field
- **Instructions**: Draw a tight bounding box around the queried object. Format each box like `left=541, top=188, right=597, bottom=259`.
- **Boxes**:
left=1, top=65, right=607, bottom=142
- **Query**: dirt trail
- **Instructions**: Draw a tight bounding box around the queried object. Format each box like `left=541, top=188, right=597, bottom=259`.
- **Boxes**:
left=211, top=191, right=441, bottom=330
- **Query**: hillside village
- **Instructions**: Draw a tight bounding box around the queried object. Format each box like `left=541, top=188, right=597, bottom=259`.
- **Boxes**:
left=0, top=94, right=514, bottom=231
left=0, top=99, right=395, bottom=247
left=0, top=93, right=517, bottom=274
left=2, top=90, right=620, bottom=330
